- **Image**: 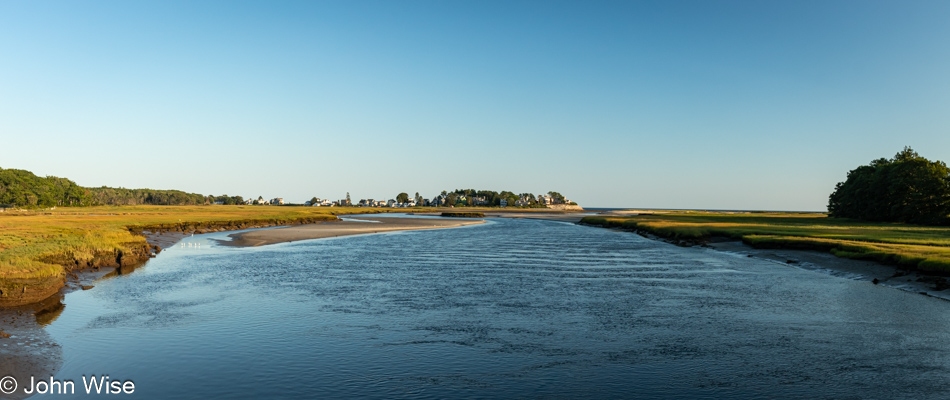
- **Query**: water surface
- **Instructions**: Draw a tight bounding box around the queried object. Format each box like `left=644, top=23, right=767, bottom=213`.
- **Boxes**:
left=33, top=217, right=950, bottom=399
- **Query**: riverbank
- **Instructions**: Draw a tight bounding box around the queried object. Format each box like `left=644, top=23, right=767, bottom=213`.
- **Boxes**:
left=0, top=211, right=491, bottom=395
left=0, top=206, right=588, bottom=308
left=0, top=206, right=417, bottom=307
left=580, top=211, right=950, bottom=272
left=219, top=217, right=487, bottom=247
left=580, top=211, right=950, bottom=300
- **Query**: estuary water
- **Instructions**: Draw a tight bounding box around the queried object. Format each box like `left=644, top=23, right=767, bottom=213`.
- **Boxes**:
left=31, top=217, right=950, bottom=399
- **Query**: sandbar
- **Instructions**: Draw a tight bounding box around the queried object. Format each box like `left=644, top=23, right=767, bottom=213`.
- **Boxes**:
left=219, top=217, right=486, bottom=247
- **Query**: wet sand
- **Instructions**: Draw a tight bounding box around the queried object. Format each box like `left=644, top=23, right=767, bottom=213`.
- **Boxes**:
left=219, top=217, right=486, bottom=247
left=482, top=212, right=588, bottom=223
left=0, top=299, right=64, bottom=400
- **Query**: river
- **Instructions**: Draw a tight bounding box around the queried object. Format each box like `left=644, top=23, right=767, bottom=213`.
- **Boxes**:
left=26, top=216, right=950, bottom=398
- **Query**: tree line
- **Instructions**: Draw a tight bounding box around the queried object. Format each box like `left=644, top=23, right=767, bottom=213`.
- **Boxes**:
left=0, top=167, right=227, bottom=208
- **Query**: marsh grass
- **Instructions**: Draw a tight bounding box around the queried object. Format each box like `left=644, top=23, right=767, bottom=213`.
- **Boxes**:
left=581, top=212, right=950, bottom=272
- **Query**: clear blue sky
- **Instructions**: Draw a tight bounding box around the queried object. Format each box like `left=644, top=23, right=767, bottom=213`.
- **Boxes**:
left=2, top=0, right=948, bottom=210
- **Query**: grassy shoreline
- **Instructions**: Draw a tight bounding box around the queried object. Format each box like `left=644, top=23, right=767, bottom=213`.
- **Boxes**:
left=581, top=212, right=950, bottom=272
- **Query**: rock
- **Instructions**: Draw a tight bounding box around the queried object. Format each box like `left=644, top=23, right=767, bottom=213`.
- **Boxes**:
left=786, top=259, right=799, bottom=264
left=81, top=285, right=94, bottom=290
left=0, top=330, right=10, bottom=338
left=872, top=278, right=880, bottom=285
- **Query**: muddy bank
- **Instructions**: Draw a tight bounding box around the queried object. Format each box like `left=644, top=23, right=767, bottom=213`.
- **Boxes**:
left=219, top=217, right=486, bottom=247
left=0, top=296, right=65, bottom=399
left=0, top=246, right=151, bottom=308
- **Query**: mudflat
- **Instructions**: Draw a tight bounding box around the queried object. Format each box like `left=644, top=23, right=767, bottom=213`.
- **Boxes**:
left=220, top=217, right=486, bottom=247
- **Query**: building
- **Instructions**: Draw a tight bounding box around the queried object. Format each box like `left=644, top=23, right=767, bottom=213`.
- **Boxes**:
left=308, top=198, right=332, bottom=207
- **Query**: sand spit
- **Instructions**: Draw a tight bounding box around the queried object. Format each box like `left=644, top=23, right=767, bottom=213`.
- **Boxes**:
left=483, top=212, right=588, bottom=223
left=408, top=211, right=589, bottom=224
left=219, top=217, right=486, bottom=247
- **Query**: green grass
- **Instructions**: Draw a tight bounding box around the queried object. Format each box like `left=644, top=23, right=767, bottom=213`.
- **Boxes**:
left=581, top=211, right=950, bottom=272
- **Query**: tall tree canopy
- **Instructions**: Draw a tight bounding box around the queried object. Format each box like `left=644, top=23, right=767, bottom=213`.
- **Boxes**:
left=828, top=147, right=950, bottom=225
left=0, top=168, right=87, bottom=207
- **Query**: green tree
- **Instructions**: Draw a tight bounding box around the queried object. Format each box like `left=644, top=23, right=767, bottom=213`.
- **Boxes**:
left=396, top=192, right=409, bottom=204
left=828, top=147, right=950, bottom=225
left=445, top=192, right=459, bottom=206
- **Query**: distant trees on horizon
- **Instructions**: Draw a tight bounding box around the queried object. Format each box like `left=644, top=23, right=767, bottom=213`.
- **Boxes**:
left=1, top=166, right=575, bottom=210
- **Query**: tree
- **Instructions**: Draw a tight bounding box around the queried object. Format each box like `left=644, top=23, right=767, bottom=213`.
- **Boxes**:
left=445, top=192, right=459, bottom=206
left=396, top=192, right=409, bottom=204
left=828, top=147, right=950, bottom=225
left=346, top=192, right=351, bottom=205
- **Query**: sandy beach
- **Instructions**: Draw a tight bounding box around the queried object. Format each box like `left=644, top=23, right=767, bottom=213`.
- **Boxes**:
left=218, top=217, right=486, bottom=247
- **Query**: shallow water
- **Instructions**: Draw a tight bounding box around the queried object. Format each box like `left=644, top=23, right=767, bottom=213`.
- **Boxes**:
left=29, top=218, right=950, bottom=399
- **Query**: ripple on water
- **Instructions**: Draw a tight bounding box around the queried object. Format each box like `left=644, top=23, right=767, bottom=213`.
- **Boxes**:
left=36, top=217, right=950, bottom=399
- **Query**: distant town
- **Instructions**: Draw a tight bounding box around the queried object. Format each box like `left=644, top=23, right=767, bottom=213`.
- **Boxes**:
left=230, top=190, right=578, bottom=209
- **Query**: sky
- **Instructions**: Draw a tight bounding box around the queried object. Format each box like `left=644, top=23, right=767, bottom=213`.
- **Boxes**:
left=1, top=0, right=948, bottom=210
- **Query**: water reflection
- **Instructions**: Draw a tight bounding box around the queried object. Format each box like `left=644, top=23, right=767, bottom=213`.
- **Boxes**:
left=32, top=294, right=64, bottom=326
